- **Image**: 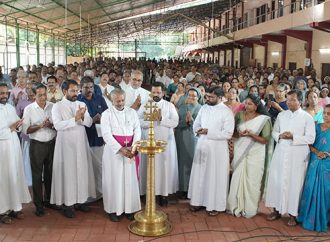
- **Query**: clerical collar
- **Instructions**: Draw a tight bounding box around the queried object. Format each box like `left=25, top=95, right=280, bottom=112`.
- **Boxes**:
left=289, top=107, right=302, bottom=114
left=63, top=96, right=76, bottom=104
left=112, top=106, right=126, bottom=113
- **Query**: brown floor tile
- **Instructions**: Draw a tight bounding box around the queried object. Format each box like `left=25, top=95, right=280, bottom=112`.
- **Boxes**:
left=1, top=201, right=329, bottom=242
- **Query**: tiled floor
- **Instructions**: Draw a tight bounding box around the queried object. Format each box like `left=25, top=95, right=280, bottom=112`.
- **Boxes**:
left=1, top=199, right=329, bottom=242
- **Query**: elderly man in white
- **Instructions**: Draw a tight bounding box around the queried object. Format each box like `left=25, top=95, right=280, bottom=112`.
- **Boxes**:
left=101, top=88, right=141, bottom=222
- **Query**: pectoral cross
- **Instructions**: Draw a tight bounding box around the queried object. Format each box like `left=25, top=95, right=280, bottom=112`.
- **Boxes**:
left=124, top=138, right=130, bottom=147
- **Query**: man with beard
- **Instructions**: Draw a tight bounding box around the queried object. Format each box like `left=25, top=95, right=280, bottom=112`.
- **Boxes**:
left=101, top=88, right=141, bottom=222
left=0, top=83, right=31, bottom=224
left=50, top=80, right=96, bottom=218
left=78, top=76, right=108, bottom=199
left=109, top=70, right=117, bottom=84
left=188, top=87, right=234, bottom=216
left=139, top=82, right=179, bottom=206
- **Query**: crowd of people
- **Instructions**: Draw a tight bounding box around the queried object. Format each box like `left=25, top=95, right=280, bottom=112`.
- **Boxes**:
left=0, top=57, right=329, bottom=232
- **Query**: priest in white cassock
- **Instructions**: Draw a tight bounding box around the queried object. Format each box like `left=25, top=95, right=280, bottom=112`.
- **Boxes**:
left=0, top=83, right=31, bottom=224
left=265, top=90, right=316, bottom=226
left=51, top=80, right=96, bottom=219
left=101, top=88, right=141, bottom=222
left=188, top=87, right=234, bottom=216
left=125, top=70, right=150, bottom=112
left=139, top=81, right=179, bottom=206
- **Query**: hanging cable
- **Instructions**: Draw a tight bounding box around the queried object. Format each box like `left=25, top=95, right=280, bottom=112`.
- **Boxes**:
left=64, top=0, right=67, bottom=28
left=79, top=1, right=82, bottom=36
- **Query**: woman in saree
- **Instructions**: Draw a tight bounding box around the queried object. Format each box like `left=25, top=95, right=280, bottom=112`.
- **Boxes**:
left=297, top=104, right=330, bottom=232
left=227, top=94, right=272, bottom=218
left=175, top=88, right=202, bottom=199
left=305, top=90, right=324, bottom=124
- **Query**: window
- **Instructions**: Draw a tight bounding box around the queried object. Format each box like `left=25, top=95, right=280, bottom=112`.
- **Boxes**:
left=278, top=0, right=284, bottom=17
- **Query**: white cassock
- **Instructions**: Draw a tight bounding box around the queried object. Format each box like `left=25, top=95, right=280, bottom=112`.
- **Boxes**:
left=265, top=108, right=315, bottom=216
left=188, top=103, right=234, bottom=212
left=119, top=81, right=131, bottom=92
left=125, top=86, right=150, bottom=110
left=98, top=84, right=114, bottom=108
left=139, top=99, right=179, bottom=196
left=50, top=98, right=96, bottom=206
left=0, top=103, right=31, bottom=214
left=101, top=105, right=141, bottom=215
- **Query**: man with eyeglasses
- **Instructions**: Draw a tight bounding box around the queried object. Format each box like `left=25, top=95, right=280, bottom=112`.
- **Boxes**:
left=78, top=76, right=108, bottom=200
left=0, top=83, right=31, bottom=224
left=125, top=70, right=150, bottom=112
left=50, top=80, right=96, bottom=218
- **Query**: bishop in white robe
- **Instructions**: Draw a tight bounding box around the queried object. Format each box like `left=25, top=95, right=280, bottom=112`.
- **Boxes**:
left=0, top=84, right=31, bottom=221
left=139, top=82, right=179, bottom=206
left=188, top=87, right=234, bottom=215
left=265, top=90, right=315, bottom=226
left=50, top=80, right=96, bottom=217
left=101, top=89, right=141, bottom=222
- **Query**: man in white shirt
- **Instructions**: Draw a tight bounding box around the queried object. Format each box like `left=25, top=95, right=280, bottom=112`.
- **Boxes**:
left=41, top=66, right=50, bottom=85
left=98, top=72, right=114, bottom=108
left=265, top=90, right=316, bottom=226
left=22, top=83, right=57, bottom=216
left=101, top=88, right=141, bottom=222
left=186, top=65, right=200, bottom=83
left=0, top=83, right=31, bottom=224
left=120, top=70, right=131, bottom=92
left=156, top=69, right=173, bottom=89
left=47, top=76, right=63, bottom=103
left=51, top=80, right=96, bottom=218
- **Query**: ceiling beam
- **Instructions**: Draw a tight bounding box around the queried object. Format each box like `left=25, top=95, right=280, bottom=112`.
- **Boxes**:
left=0, top=2, right=73, bottom=31
left=310, top=21, right=330, bottom=33
left=49, top=0, right=89, bottom=25
left=94, top=0, right=111, bottom=22
left=52, top=0, right=220, bottom=31
left=39, top=0, right=153, bottom=26
left=0, top=0, right=81, bottom=18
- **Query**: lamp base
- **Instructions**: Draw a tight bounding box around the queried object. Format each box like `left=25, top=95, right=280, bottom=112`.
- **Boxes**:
left=128, top=210, right=172, bottom=236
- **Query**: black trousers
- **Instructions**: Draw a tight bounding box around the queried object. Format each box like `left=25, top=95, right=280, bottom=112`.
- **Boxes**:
left=29, top=139, right=55, bottom=208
